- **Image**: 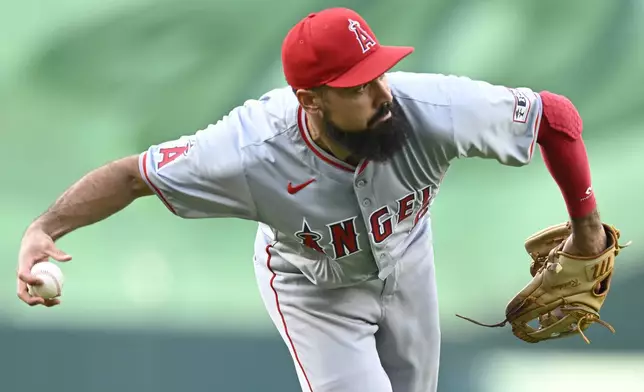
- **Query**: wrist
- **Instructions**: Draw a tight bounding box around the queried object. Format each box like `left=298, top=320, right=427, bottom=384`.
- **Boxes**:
left=567, top=209, right=607, bottom=255
left=28, top=214, right=66, bottom=241
left=571, top=209, right=602, bottom=232
left=26, top=219, right=46, bottom=235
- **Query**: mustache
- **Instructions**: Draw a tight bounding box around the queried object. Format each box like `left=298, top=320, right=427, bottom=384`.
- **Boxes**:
left=321, top=99, right=411, bottom=162
left=367, top=102, right=393, bottom=128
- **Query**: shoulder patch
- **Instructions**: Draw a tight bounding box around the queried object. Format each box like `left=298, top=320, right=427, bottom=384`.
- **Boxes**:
left=509, top=88, right=532, bottom=123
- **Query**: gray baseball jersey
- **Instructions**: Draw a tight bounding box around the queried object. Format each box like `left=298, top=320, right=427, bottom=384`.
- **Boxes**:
left=139, top=71, right=542, bottom=392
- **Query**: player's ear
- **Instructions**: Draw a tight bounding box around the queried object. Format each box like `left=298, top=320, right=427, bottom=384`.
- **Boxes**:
left=295, top=88, right=324, bottom=115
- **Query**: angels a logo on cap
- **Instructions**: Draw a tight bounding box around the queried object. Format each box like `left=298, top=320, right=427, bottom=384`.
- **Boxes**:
left=348, top=19, right=376, bottom=53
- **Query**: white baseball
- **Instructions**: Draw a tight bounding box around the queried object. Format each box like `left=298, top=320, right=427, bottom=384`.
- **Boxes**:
left=28, top=261, right=64, bottom=299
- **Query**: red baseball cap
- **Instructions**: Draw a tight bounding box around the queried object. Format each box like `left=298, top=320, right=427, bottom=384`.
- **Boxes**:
left=282, top=8, right=414, bottom=90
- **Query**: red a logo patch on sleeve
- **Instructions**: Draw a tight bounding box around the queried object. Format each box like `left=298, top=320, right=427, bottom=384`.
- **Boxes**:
left=157, top=143, right=190, bottom=170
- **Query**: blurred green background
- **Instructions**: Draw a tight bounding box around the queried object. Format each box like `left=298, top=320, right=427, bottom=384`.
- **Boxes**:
left=2, top=0, right=643, bottom=391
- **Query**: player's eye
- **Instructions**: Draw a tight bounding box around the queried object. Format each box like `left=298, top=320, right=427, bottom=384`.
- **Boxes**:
left=353, top=83, right=369, bottom=94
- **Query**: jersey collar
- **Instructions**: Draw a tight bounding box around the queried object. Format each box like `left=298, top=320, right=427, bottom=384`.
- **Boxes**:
left=297, top=106, right=369, bottom=174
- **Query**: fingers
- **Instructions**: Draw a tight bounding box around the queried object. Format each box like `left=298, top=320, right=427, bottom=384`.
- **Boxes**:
left=16, top=281, right=44, bottom=306
left=45, top=247, right=72, bottom=262
left=16, top=254, right=46, bottom=304
left=17, top=246, right=70, bottom=285
left=16, top=231, right=69, bottom=307
left=16, top=280, right=60, bottom=307
left=43, top=298, right=61, bottom=307
left=18, top=270, right=43, bottom=286
left=17, top=265, right=48, bottom=307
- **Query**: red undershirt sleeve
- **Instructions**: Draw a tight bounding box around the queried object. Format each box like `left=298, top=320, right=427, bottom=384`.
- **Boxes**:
left=536, top=91, right=597, bottom=218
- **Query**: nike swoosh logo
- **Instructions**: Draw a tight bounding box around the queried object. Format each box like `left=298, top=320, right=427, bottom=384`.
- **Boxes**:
left=287, top=178, right=316, bottom=194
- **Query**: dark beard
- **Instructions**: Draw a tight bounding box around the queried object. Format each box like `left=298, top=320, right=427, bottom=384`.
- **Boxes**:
left=322, top=100, right=411, bottom=162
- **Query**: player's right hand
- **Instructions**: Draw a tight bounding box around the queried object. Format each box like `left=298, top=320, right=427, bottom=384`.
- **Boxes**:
left=16, top=227, right=72, bottom=307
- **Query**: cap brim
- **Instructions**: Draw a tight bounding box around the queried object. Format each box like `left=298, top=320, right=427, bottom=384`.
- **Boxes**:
left=326, top=45, right=414, bottom=88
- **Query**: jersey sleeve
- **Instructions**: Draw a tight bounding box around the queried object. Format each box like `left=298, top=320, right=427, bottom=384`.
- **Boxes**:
left=447, top=76, right=543, bottom=166
left=138, top=114, right=258, bottom=220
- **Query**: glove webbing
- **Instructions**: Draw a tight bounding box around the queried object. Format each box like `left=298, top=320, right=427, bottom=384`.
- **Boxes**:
left=455, top=296, right=616, bottom=344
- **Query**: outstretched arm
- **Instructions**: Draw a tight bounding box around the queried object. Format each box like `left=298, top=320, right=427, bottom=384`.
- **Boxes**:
left=18, top=155, right=153, bottom=306
left=30, top=155, right=152, bottom=240
left=18, top=103, right=259, bottom=307
left=396, top=73, right=609, bottom=255
left=535, top=91, right=606, bottom=255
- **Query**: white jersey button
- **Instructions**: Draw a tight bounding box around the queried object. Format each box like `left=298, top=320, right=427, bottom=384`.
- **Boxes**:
left=356, top=180, right=366, bottom=187
left=362, top=199, right=371, bottom=207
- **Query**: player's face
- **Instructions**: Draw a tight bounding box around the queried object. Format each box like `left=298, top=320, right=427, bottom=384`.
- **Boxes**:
left=318, top=75, right=411, bottom=162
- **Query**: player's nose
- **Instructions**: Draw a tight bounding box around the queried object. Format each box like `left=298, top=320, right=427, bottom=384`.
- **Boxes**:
left=371, top=77, right=392, bottom=106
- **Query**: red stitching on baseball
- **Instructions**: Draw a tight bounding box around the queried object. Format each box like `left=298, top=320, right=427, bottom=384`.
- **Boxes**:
left=38, top=270, right=62, bottom=297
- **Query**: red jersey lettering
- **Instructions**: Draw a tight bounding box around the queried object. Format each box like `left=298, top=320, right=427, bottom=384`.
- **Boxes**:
left=327, top=217, right=360, bottom=259
left=369, top=206, right=393, bottom=244
left=397, top=193, right=415, bottom=224
left=414, top=186, right=432, bottom=225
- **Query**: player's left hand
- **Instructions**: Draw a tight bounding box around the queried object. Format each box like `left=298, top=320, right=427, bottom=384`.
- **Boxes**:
left=455, top=220, right=630, bottom=344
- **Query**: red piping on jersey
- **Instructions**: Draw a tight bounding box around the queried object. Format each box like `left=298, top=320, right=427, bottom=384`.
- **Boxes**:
left=265, top=244, right=314, bottom=392
left=528, top=92, right=541, bottom=159
left=297, top=106, right=357, bottom=173
left=141, top=152, right=178, bottom=215
left=357, top=160, right=369, bottom=175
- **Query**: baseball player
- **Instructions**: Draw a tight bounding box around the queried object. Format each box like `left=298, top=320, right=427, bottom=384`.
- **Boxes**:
left=17, top=7, right=612, bottom=392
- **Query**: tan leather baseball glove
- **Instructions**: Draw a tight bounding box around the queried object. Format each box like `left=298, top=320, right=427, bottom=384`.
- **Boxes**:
left=457, top=222, right=631, bottom=344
